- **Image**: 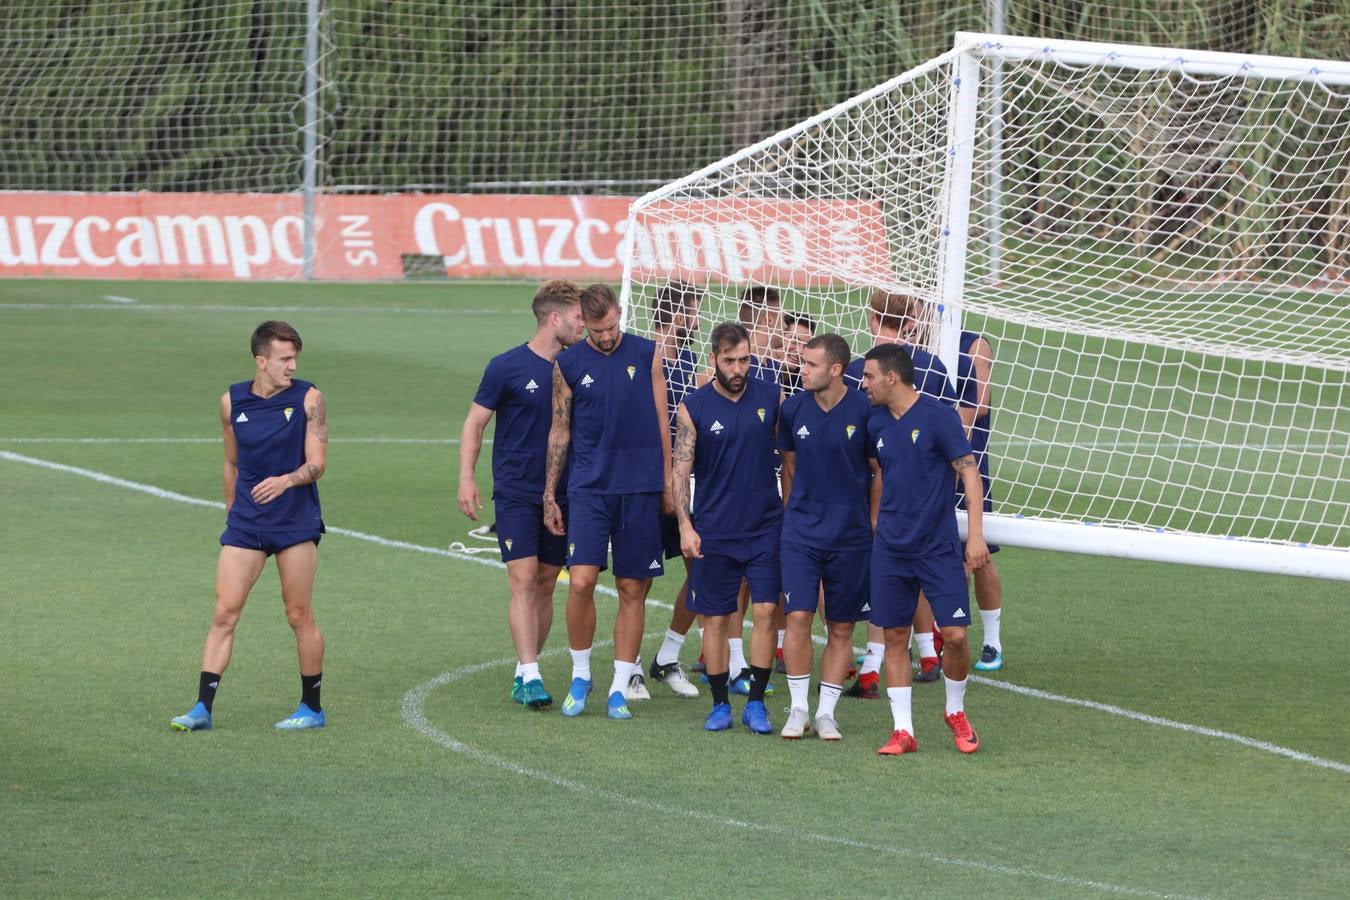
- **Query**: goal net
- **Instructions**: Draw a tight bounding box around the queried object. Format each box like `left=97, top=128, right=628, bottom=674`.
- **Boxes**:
left=620, top=34, right=1350, bottom=580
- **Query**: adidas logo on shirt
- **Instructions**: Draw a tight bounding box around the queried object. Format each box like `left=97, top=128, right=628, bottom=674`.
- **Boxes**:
left=796, top=425, right=810, bottom=438
left=876, top=437, right=885, bottom=450
left=235, top=413, right=248, bottom=423
left=525, top=379, right=539, bottom=392
left=709, top=420, right=724, bottom=434
left=648, top=559, right=661, bottom=570
left=580, top=374, right=594, bottom=387
left=953, top=607, right=967, bottom=619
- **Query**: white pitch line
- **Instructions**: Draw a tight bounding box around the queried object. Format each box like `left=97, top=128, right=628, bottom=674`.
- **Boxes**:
left=402, top=653, right=1206, bottom=900
left=0, top=303, right=507, bottom=315
left=2, top=448, right=1346, bottom=777
left=101, top=294, right=139, bottom=304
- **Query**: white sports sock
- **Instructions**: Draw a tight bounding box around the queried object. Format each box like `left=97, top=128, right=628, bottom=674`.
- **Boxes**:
left=570, top=647, right=592, bottom=682
left=656, top=628, right=686, bottom=666
left=887, top=686, right=913, bottom=734
left=915, top=631, right=936, bottom=659
left=858, top=641, right=885, bottom=676
left=816, top=682, right=843, bottom=720
left=787, top=675, right=810, bottom=711
left=514, top=662, right=524, bottom=678
left=610, top=659, right=636, bottom=697
left=777, top=628, right=786, bottom=650
left=519, top=661, right=541, bottom=683
left=728, top=637, right=748, bottom=676
left=980, top=608, right=1002, bottom=651
left=944, top=675, right=968, bottom=716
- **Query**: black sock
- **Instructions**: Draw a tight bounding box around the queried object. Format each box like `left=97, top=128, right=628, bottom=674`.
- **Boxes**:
left=198, top=671, right=222, bottom=712
left=301, top=672, right=322, bottom=712
left=708, top=671, right=729, bottom=706
left=748, top=665, right=772, bottom=703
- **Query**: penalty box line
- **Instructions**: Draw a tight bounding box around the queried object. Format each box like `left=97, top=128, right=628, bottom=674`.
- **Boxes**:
left=2, top=447, right=1347, bottom=777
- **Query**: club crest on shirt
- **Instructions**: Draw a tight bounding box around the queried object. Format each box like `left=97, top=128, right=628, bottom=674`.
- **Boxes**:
left=911, top=428, right=920, bottom=443
left=756, top=407, right=765, bottom=422
left=284, top=407, right=294, bottom=422
left=568, top=542, right=576, bottom=556
left=504, top=538, right=513, bottom=551
left=845, top=424, right=856, bottom=440
left=626, top=365, right=636, bottom=380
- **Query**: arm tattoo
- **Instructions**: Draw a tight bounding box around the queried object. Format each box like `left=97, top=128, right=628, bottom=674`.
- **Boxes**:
left=952, top=454, right=977, bottom=472
left=544, top=365, right=572, bottom=494
left=671, top=414, right=696, bottom=524
left=551, top=364, right=572, bottom=429
left=307, top=391, right=328, bottom=443
left=673, top=416, right=696, bottom=464
left=289, top=462, right=321, bottom=486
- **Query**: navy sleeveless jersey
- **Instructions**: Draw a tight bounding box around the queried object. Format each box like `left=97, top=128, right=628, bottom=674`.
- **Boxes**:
left=777, top=387, right=873, bottom=550
left=226, top=378, right=322, bottom=532
left=866, top=394, right=972, bottom=556
left=683, top=378, right=782, bottom=541
left=844, top=344, right=957, bottom=405
left=556, top=333, right=664, bottom=494
left=663, top=345, right=702, bottom=440
left=472, top=343, right=567, bottom=500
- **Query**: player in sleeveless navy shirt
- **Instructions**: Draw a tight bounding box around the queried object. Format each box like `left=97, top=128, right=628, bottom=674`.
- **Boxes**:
left=671, top=323, right=784, bottom=735
left=459, top=280, right=585, bottom=710
left=170, top=321, right=329, bottom=733
left=776, top=333, right=872, bottom=741
left=955, top=328, right=1006, bottom=672
left=861, top=344, right=989, bottom=756
left=739, top=285, right=785, bottom=386
left=543, top=284, right=671, bottom=721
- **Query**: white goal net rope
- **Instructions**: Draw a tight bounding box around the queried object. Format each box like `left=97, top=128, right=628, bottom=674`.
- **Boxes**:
left=621, top=36, right=1350, bottom=576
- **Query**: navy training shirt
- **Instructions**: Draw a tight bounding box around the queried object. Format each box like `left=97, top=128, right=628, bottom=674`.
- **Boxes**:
left=844, top=344, right=957, bottom=405
left=226, top=378, right=323, bottom=532
left=866, top=394, right=973, bottom=557
left=556, top=333, right=664, bottom=495
left=682, top=378, right=782, bottom=542
left=472, top=342, right=566, bottom=501
left=777, top=387, right=873, bottom=551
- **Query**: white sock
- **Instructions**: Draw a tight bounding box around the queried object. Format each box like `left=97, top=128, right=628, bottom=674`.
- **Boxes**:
left=787, top=675, right=810, bottom=711
left=728, top=637, right=748, bottom=676
left=514, top=662, right=524, bottom=678
left=519, top=661, right=540, bottom=683
left=859, top=642, right=885, bottom=676
left=656, top=628, right=686, bottom=666
left=777, top=628, right=786, bottom=650
left=570, top=647, right=592, bottom=682
left=816, top=682, right=842, bottom=719
left=610, top=659, right=636, bottom=697
left=980, top=608, right=1002, bottom=651
left=944, top=674, right=968, bottom=716
left=887, top=686, right=913, bottom=734
left=915, top=631, right=936, bottom=659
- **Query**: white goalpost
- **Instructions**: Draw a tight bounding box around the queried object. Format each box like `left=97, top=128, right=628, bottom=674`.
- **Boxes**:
left=620, top=34, right=1350, bottom=581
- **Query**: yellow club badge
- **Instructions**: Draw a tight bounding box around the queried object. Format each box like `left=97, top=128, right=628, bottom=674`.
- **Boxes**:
left=283, top=407, right=294, bottom=421
left=846, top=424, right=856, bottom=440
left=504, top=538, right=513, bottom=551
left=626, top=365, right=636, bottom=380
left=756, top=407, right=766, bottom=422
left=911, top=428, right=920, bottom=443
left=568, top=542, right=576, bottom=556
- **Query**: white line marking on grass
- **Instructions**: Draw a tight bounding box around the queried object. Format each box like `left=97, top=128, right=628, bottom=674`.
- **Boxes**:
left=0, top=436, right=478, bottom=445
left=3, top=448, right=1345, bottom=777
left=402, top=652, right=1207, bottom=899
left=101, top=294, right=139, bottom=304
left=0, top=303, right=505, bottom=315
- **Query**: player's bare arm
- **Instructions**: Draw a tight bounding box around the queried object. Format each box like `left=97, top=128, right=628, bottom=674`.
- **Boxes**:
left=671, top=404, right=701, bottom=559
left=868, top=458, right=882, bottom=531
left=457, top=402, right=495, bottom=520
left=952, top=453, right=990, bottom=570
left=253, top=387, right=326, bottom=504
left=220, top=391, right=238, bottom=511
left=779, top=449, right=796, bottom=506
left=970, top=336, right=994, bottom=420
left=542, top=362, right=572, bottom=535
left=652, top=351, right=674, bottom=515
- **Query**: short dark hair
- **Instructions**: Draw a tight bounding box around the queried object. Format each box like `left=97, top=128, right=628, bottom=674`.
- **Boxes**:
left=788, top=314, right=816, bottom=335
left=652, top=280, right=700, bottom=328
left=532, top=279, right=580, bottom=323
left=709, top=322, right=751, bottom=357
left=805, top=333, right=850, bottom=370
left=580, top=283, right=619, bottom=320
left=863, top=343, right=915, bottom=386
left=738, top=285, right=782, bottom=325
left=251, top=320, right=302, bottom=358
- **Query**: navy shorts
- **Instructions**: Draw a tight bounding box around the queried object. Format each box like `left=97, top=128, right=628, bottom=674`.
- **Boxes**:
left=869, top=541, right=971, bottom=630
left=567, top=491, right=664, bottom=579
left=221, top=525, right=323, bottom=556
left=660, top=513, right=683, bottom=560
left=780, top=539, right=870, bottom=623
left=494, top=494, right=567, bottom=567
left=688, top=534, right=780, bottom=617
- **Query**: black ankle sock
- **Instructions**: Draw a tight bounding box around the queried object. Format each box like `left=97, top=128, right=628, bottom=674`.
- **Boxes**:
left=198, top=671, right=221, bottom=712
left=748, top=665, right=771, bottom=702
left=708, top=671, right=729, bottom=706
left=301, top=672, right=322, bottom=712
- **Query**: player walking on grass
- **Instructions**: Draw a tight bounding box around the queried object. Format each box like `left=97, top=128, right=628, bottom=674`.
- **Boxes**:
left=459, top=280, right=586, bottom=709
left=544, top=283, right=671, bottom=720
left=861, top=344, right=989, bottom=755
left=777, top=334, right=873, bottom=741
left=171, top=321, right=328, bottom=732
left=672, top=323, right=784, bottom=734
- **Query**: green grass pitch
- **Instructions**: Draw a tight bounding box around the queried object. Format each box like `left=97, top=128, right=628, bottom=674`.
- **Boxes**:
left=1, top=278, right=1347, bottom=898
